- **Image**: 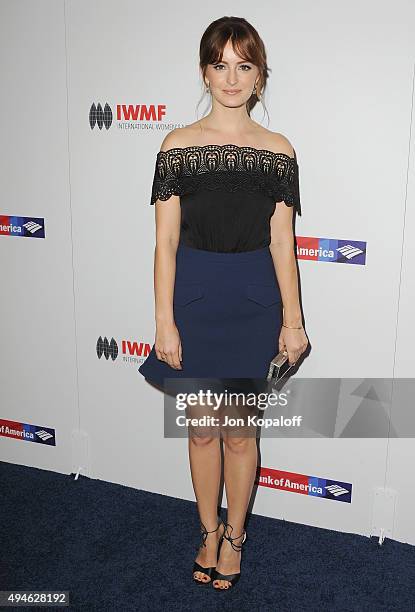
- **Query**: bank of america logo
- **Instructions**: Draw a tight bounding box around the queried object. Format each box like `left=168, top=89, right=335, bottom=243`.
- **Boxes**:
left=297, top=237, right=366, bottom=265
left=96, top=336, right=118, bottom=360
left=0, top=215, right=46, bottom=239
left=325, top=484, right=350, bottom=497
left=36, top=429, right=54, bottom=441
left=336, top=244, right=364, bottom=260
left=90, top=103, right=113, bottom=130
left=23, top=220, right=43, bottom=234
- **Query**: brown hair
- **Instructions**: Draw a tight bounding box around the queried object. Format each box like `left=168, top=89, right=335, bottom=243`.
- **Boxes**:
left=199, top=16, right=270, bottom=117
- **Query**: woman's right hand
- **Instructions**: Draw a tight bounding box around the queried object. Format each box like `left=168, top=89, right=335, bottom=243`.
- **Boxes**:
left=155, top=322, right=183, bottom=370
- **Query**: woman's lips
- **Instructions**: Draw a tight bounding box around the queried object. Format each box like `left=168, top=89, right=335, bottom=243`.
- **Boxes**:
left=223, top=90, right=241, bottom=95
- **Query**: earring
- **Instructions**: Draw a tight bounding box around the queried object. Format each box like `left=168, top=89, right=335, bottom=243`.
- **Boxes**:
left=206, top=83, right=210, bottom=93
left=255, top=83, right=262, bottom=101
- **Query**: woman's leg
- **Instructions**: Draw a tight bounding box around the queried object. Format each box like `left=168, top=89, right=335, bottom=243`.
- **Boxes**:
left=213, top=397, right=258, bottom=589
left=188, top=401, right=224, bottom=583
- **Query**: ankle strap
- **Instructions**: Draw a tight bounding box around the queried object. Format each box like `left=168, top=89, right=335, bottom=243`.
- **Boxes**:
left=199, top=517, right=223, bottom=548
left=223, top=522, right=247, bottom=551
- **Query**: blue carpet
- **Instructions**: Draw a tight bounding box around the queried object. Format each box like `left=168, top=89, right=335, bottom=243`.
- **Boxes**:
left=1, top=460, right=414, bottom=611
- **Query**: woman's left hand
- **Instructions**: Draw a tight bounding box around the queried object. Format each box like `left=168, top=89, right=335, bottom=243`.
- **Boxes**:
left=279, top=325, right=309, bottom=366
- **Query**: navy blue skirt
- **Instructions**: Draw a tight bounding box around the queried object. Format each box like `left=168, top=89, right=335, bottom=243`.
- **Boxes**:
left=138, top=244, right=282, bottom=393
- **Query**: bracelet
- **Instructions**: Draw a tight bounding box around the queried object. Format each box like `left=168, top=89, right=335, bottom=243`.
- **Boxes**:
left=282, top=323, right=303, bottom=329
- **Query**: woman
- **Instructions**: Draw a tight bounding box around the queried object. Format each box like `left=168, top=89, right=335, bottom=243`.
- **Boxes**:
left=138, top=16, right=309, bottom=590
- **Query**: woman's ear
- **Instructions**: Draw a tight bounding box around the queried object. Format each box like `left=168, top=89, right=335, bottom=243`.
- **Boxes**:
left=200, top=68, right=208, bottom=89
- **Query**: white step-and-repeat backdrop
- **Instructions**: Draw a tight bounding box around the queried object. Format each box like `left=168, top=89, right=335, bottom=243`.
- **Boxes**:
left=1, top=0, right=414, bottom=546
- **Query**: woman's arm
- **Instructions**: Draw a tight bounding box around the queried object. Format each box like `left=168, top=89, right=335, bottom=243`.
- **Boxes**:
left=268, top=135, right=308, bottom=365
left=269, top=202, right=302, bottom=326
left=152, top=129, right=185, bottom=370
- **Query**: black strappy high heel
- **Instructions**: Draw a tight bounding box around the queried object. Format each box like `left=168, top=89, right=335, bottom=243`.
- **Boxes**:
left=212, top=522, right=247, bottom=590
left=192, top=517, right=225, bottom=585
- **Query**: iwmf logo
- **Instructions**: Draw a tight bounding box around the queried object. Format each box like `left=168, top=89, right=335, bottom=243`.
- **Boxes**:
left=96, top=336, right=150, bottom=364
left=89, top=102, right=166, bottom=130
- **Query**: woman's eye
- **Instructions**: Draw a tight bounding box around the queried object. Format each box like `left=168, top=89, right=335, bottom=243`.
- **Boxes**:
left=212, top=64, right=252, bottom=70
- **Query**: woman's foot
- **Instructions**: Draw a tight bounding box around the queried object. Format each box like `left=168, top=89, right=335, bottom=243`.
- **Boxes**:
left=212, top=524, right=246, bottom=590
left=193, top=519, right=225, bottom=584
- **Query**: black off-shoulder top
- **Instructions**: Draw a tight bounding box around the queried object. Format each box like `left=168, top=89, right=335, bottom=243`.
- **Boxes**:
left=149, top=143, right=301, bottom=253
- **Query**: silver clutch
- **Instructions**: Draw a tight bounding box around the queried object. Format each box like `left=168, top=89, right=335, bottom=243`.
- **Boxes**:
left=266, top=349, right=294, bottom=384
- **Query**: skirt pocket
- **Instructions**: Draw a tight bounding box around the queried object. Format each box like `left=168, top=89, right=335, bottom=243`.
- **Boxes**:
left=245, top=283, right=281, bottom=307
left=173, top=282, right=205, bottom=306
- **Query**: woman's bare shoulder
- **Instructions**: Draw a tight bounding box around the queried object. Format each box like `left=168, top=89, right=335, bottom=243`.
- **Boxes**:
left=257, top=127, right=295, bottom=157
left=159, top=124, right=201, bottom=152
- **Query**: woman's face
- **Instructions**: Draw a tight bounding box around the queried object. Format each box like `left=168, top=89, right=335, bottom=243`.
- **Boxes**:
left=203, top=39, right=260, bottom=108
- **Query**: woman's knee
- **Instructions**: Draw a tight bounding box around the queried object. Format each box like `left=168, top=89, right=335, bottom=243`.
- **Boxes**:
left=188, top=430, right=219, bottom=446
left=222, top=434, right=255, bottom=454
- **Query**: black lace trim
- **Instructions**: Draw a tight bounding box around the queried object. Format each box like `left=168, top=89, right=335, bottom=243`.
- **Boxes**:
left=149, top=144, right=301, bottom=215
